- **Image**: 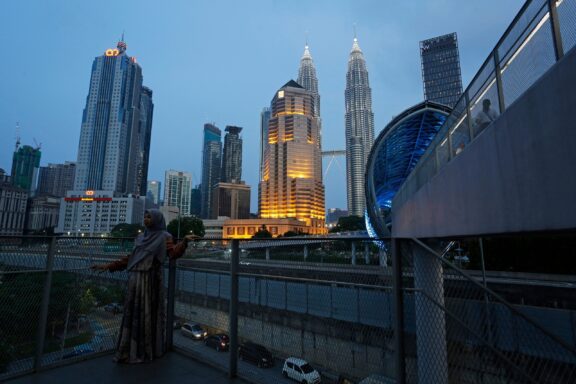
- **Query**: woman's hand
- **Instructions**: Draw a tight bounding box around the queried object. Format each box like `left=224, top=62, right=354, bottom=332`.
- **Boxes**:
left=184, top=234, right=200, bottom=244
left=91, top=264, right=109, bottom=273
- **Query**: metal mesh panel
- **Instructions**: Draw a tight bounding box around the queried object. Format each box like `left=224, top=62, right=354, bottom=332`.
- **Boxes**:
left=172, top=240, right=231, bottom=369
left=557, top=0, right=576, bottom=52
left=498, top=0, right=549, bottom=62
left=401, top=239, right=576, bottom=384
left=0, top=237, right=129, bottom=380
left=500, top=6, right=557, bottom=108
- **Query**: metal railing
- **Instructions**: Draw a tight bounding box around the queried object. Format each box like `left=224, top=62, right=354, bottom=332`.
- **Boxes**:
left=393, top=0, right=575, bottom=211
left=2, top=235, right=576, bottom=383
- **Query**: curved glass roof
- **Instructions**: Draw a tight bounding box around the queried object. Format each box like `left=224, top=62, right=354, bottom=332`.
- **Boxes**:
left=365, top=101, right=451, bottom=237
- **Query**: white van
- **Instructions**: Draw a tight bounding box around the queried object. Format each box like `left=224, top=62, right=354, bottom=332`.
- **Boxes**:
left=282, top=357, right=321, bottom=384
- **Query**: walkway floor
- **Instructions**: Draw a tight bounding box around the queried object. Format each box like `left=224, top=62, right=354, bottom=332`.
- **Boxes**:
left=8, top=352, right=247, bottom=384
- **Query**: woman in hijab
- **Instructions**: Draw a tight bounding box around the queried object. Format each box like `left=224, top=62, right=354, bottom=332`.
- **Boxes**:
left=91, top=209, right=198, bottom=364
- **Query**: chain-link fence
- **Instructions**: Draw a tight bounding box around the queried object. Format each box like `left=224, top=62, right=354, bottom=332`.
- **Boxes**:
left=0, top=236, right=130, bottom=381
left=396, top=238, right=576, bottom=384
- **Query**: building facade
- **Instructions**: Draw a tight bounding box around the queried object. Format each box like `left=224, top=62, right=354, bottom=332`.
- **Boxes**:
left=259, top=107, right=271, bottom=215
left=223, top=218, right=310, bottom=239
left=221, top=126, right=243, bottom=184
left=37, top=161, right=76, bottom=198
left=259, top=80, right=325, bottom=233
left=146, top=180, right=162, bottom=207
left=345, top=37, right=375, bottom=217
left=73, top=39, right=153, bottom=196
left=297, top=44, right=321, bottom=119
left=11, top=144, right=41, bottom=193
left=211, top=182, right=250, bottom=219
left=25, top=195, right=61, bottom=233
left=56, top=190, right=145, bottom=236
left=0, top=170, right=28, bottom=235
left=200, top=124, right=222, bottom=219
left=420, top=32, right=463, bottom=108
left=163, top=170, right=192, bottom=216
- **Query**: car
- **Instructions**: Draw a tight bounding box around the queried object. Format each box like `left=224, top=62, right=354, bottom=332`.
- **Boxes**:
left=238, top=341, right=274, bottom=368
left=204, top=333, right=229, bottom=352
left=62, top=347, right=95, bottom=360
left=282, top=357, right=321, bottom=384
left=181, top=323, right=207, bottom=340
left=104, top=303, right=123, bottom=314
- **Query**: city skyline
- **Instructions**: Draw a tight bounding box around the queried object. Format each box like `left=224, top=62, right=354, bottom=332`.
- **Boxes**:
left=0, top=0, right=524, bottom=211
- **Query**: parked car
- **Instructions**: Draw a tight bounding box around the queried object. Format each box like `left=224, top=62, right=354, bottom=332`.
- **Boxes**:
left=282, top=357, right=321, bottom=384
left=204, top=334, right=229, bottom=352
left=238, top=341, right=273, bottom=368
left=181, top=323, right=207, bottom=340
left=62, top=347, right=94, bottom=360
left=104, top=303, right=123, bottom=314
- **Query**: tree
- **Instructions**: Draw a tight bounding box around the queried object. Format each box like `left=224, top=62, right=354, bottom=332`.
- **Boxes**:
left=252, top=224, right=272, bottom=239
left=167, top=216, right=205, bottom=239
left=110, top=223, right=144, bottom=238
left=329, top=215, right=366, bottom=233
left=282, top=230, right=301, bottom=237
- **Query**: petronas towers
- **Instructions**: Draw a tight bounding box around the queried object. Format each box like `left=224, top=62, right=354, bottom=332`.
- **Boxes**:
left=297, top=38, right=375, bottom=218
left=345, top=37, right=374, bottom=217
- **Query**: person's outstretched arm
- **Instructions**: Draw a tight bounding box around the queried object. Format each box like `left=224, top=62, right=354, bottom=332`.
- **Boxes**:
left=91, top=255, right=129, bottom=272
left=167, top=234, right=200, bottom=260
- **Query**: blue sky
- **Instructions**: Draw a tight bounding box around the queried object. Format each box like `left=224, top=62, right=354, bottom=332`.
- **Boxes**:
left=0, top=0, right=524, bottom=211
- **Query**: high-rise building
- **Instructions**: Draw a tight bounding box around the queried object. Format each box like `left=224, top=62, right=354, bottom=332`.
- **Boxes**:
left=211, top=182, right=250, bottom=219
left=259, top=107, right=271, bottom=215
left=190, top=186, right=201, bottom=216
left=345, top=37, right=375, bottom=217
left=200, top=124, right=222, bottom=219
left=0, top=168, right=28, bottom=235
left=146, top=180, right=161, bottom=207
left=259, top=80, right=325, bottom=232
left=163, top=170, right=192, bottom=216
left=11, top=144, right=41, bottom=193
left=37, top=161, right=76, bottom=197
left=138, top=87, right=154, bottom=195
left=221, top=126, right=243, bottom=184
left=420, top=32, right=463, bottom=108
left=73, top=39, right=153, bottom=196
left=297, top=44, right=320, bottom=118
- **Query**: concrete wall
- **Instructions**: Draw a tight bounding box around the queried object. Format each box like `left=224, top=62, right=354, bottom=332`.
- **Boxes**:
left=392, top=47, right=576, bottom=238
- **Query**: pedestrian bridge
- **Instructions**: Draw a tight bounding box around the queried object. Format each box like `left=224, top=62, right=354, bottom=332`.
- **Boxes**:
left=392, top=5, right=576, bottom=239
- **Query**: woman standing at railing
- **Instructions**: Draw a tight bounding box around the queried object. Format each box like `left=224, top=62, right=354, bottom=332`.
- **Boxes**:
left=91, top=209, right=198, bottom=364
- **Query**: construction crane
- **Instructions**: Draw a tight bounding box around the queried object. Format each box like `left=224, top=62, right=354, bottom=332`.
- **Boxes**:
left=14, top=122, right=21, bottom=151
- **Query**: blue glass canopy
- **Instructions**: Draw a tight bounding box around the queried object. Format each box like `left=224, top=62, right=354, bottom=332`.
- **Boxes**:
left=365, top=101, right=451, bottom=237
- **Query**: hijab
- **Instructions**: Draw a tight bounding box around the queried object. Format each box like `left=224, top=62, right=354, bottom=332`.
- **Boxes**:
left=127, top=209, right=168, bottom=271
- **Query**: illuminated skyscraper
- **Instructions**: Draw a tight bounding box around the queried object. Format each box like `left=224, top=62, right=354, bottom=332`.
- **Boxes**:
left=259, top=80, right=325, bottom=232
left=420, top=32, right=463, bottom=107
left=73, top=38, right=153, bottom=196
left=345, top=37, right=374, bottom=217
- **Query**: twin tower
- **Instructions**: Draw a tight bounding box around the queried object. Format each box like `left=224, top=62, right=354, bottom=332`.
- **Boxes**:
left=259, top=39, right=374, bottom=232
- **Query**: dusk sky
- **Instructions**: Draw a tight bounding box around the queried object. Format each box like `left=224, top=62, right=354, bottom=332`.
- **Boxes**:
left=0, top=0, right=524, bottom=211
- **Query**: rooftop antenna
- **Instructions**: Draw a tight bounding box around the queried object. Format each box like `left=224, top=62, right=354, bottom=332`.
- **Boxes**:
left=305, top=30, right=309, bottom=47
left=15, top=122, right=21, bottom=151
left=353, top=23, right=357, bottom=39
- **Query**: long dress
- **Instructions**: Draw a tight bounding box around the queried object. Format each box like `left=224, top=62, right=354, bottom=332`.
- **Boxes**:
left=108, top=235, right=186, bottom=363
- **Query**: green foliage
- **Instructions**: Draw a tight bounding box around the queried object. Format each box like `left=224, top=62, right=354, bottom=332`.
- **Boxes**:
left=167, top=216, right=205, bottom=239
left=252, top=224, right=272, bottom=239
left=110, top=223, right=144, bottom=238
left=78, top=288, right=97, bottom=314
left=329, top=215, right=366, bottom=233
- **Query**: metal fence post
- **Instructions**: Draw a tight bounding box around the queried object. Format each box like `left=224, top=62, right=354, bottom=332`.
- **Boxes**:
left=493, top=51, right=506, bottom=114
left=548, top=0, right=564, bottom=61
left=166, top=258, right=177, bottom=351
left=34, top=236, right=56, bottom=371
left=229, top=239, right=239, bottom=378
left=391, top=238, right=406, bottom=384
